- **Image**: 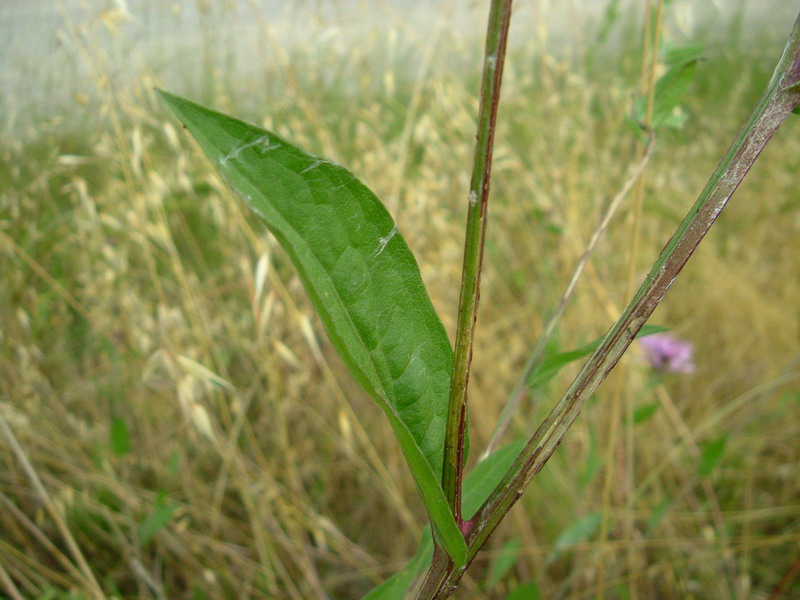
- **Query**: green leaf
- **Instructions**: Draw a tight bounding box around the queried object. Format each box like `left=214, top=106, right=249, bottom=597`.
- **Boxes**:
left=362, top=528, right=434, bottom=600
left=633, top=59, right=698, bottom=129
left=658, top=110, right=689, bottom=130
left=109, top=417, right=130, bottom=456
left=611, top=585, right=632, bottom=600
left=527, top=341, right=596, bottom=389
left=578, top=429, right=601, bottom=489
left=360, top=440, right=526, bottom=599
left=633, top=401, right=660, bottom=424
left=662, top=43, right=704, bottom=67
left=548, top=512, right=602, bottom=563
left=166, top=451, right=181, bottom=481
left=646, top=497, right=670, bottom=533
left=157, top=90, right=465, bottom=564
left=650, top=59, right=698, bottom=127
left=505, top=582, right=541, bottom=600
left=699, top=436, right=728, bottom=477
left=528, top=325, right=668, bottom=389
left=464, top=439, right=526, bottom=519
left=485, top=537, right=522, bottom=589
left=139, top=492, right=178, bottom=547
left=594, top=0, right=621, bottom=46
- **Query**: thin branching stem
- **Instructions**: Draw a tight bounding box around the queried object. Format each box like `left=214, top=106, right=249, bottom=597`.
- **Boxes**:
left=441, top=0, right=514, bottom=525
left=418, top=11, right=800, bottom=598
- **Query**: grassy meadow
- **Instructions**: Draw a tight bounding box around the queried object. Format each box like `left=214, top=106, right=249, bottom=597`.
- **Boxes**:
left=1, top=1, right=799, bottom=599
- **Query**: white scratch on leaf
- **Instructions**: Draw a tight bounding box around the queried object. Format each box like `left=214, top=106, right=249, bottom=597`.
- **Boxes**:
left=372, top=224, right=399, bottom=257
left=300, top=158, right=327, bottom=174
left=220, top=135, right=279, bottom=166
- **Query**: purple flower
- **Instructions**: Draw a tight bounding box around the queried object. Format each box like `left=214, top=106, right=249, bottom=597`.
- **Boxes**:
left=639, top=333, right=695, bottom=373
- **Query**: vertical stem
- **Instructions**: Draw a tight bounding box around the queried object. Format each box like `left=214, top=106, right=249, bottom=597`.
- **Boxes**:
left=470, top=5, right=800, bottom=570
left=414, top=9, right=800, bottom=600
left=416, top=12, right=800, bottom=598
left=441, top=0, right=514, bottom=522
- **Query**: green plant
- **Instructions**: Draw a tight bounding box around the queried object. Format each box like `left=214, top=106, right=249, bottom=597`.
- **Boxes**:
left=156, top=4, right=800, bottom=598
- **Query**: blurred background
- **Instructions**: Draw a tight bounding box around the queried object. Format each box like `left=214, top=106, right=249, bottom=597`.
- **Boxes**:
left=1, top=1, right=798, bottom=599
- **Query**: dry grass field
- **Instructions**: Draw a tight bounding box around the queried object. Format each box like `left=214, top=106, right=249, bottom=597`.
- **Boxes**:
left=1, top=2, right=798, bottom=599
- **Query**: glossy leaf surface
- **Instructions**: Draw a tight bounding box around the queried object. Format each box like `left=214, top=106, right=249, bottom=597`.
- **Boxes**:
left=157, top=90, right=465, bottom=564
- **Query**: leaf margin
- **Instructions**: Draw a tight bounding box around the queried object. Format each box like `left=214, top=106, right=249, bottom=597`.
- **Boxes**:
left=156, top=89, right=467, bottom=565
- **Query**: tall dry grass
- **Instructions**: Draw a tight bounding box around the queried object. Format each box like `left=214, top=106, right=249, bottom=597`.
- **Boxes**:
left=1, top=2, right=798, bottom=599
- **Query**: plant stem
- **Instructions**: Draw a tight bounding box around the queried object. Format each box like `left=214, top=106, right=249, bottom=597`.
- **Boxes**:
left=471, top=4, right=800, bottom=556
left=441, top=0, right=514, bottom=524
left=418, top=12, right=800, bottom=598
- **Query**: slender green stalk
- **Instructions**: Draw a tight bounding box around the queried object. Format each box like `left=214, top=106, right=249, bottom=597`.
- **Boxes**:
left=419, top=12, right=800, bottom=598
left=441, top=0, right=514, bottom=524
